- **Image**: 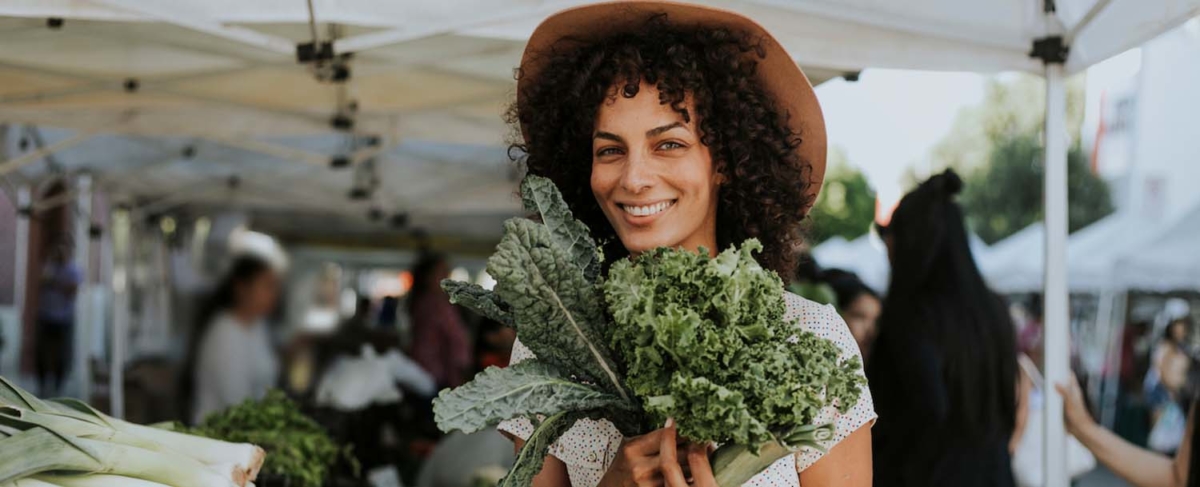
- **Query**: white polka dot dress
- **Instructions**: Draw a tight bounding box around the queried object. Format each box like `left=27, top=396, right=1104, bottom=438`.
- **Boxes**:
left=498, top=293, right=876, bottom=487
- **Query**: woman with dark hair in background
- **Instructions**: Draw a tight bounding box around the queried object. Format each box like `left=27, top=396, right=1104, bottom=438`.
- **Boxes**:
left=868, top=169, right=1018, bottom=486
left=408, top=253, right=471, bottom=389
left=190, top=255, right=282, bottom=424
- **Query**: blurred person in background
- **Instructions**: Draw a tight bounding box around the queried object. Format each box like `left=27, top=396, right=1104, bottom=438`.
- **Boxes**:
left=189, top=255, right=282, bottom=424
left=788, top=253, right=836, bottom=306
left=475, top=319, right=516, bottom=371
left=869, top=169, right=1018, bottom=487
left=1146, top=318, right=1194, bottom=453
left=408, top=253, right=471, bottom=389
left=35, top=237, right=80, bottom=395
left=1059, top=371, right=1199, bottom=487
left=823, top=270, right=881, bottom=361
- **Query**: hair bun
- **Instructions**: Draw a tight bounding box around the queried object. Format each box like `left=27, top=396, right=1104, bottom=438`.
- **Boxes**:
left=939, top=169, right=963, bottom=196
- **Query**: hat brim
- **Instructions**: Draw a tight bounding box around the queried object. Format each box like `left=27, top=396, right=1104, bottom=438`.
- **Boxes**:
left=518, top=0, right=827, bottom=209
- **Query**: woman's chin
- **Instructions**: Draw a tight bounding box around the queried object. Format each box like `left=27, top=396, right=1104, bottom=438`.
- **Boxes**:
left=619, top=234, right=679, bottom=255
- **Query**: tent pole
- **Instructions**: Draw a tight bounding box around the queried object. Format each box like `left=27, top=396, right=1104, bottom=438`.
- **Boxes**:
left=9, top=185, right=31, bottom=378
left=1042, top=59, right=1070, bottom=487
left=73, top=173, right=93, bottom=402
left=109, top=209, right=131, bottom=419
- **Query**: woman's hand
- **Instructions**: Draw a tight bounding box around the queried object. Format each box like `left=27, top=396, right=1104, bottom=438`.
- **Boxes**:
left=1055, top=373, right=1097, bottom=436
left=598, top=419, right=717, bottom=487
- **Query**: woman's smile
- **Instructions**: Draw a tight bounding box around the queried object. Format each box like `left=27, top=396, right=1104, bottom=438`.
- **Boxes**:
left=618, top=199, right=677, bottom=222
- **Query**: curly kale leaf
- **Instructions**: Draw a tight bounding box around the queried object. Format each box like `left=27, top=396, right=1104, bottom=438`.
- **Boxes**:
left=605, top=240, right=865, bottom=451
left=488, top=218, right=627, bottom=400
left=433, top=361, right=632, bottom=434
left=442, top=280, right=513, bottom=327
left=520, top=175, right=602, bottom=281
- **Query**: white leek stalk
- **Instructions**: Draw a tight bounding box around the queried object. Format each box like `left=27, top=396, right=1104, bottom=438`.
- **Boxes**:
left=0, top=426, right=239, bottom=487
left=36, top=475, right=172, bottom=487
left=0, top=377, right=263, bottom=482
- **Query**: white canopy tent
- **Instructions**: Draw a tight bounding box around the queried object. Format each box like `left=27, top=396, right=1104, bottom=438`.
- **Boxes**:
left=3, top=1, right=1199, bottom=484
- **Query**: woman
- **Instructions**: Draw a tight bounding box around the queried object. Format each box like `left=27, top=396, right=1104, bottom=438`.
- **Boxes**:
left=1060, top=373, right=1197, bottom=486
left=191, top=255, right=282, bottom=424
left=868, top=170, right=1018, bottom=486
left=1147, top=319, right=1194, bottom=452
left=824, top=271, right=881, bottom=360
left=499, top=3, right=875, bottom=487
left=408, top=253, right=471, bottom=389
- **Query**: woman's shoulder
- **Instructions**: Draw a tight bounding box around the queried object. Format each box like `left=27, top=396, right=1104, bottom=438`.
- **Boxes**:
left=782, top=291, right=851, bottom=343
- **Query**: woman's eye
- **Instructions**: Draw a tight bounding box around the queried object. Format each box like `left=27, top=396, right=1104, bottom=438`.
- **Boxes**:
left=596, top=147, right=622, bottom=157
left=659, top=141, right=685, bottom=150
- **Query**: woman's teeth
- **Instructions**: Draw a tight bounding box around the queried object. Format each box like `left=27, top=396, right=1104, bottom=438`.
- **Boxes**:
left=622, top=200, right=674, bottom=217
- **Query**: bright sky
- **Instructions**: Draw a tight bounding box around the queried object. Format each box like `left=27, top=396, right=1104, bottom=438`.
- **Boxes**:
left=815, top=69, right=988, bottom=206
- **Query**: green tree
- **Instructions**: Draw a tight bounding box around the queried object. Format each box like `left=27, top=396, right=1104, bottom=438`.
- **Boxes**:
left=808, top=148, right=876, bottom=244
left=958, top=133, right=1114, bottom=244
left=931, top=74, right=1113, bottom=244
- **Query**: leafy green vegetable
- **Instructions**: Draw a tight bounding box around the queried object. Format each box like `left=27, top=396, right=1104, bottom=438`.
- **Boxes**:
left=442, top=280, right=513, bottom=327
left=605, top=240, right=865, bottom=451
left=519, top=174, right=603, bottom=282
left=433, top=361, right=633, bottom=435
left=436, top=175, right=866, bottom=487
left=187, top=391, right=353, bottom=487
left=487, top=218, right=627, bottom=400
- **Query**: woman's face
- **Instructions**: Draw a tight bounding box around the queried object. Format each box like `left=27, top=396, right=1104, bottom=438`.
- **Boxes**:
left=238, top=270, right=281, bottom=319
left=1170, top=320, right=1188, bottom=343
left=843, top=293, right=881, bottom=353
left=590, top=81, right=721, bottom=256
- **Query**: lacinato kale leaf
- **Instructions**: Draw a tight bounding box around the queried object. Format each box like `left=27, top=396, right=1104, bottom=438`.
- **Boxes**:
left=433, top=361, right=632, bottom=435
left=442, top=280, right=513, bottom=327
left=487, top=217, right=627, bottom=400
left=520, top=174, right=602, bottom=281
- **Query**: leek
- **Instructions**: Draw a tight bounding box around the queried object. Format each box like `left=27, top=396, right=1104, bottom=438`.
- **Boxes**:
left=36, top=475, right=172, bottom=487
left=0, top=377, right=263, bottom=483
left=0, top=426, right=240, bottom=487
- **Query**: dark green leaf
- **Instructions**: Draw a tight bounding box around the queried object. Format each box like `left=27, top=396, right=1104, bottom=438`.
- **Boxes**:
left=442, top=279, right=513, bottom=327
left=434, top=361, right=630, bottom=434
left=488, top=218, right=627, bottom=400
left=520, top=175, right=601, bottom=281
left=498, top=411, right=587, bottom=487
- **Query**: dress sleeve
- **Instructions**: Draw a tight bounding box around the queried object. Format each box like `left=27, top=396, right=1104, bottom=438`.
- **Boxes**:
left=496, top=339, right=538, bottom=441
left=791, top=301, right=877, bottom=472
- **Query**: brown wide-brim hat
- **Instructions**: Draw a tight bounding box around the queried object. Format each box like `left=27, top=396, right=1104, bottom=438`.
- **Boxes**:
left=518, top=0, right=827, bottom=209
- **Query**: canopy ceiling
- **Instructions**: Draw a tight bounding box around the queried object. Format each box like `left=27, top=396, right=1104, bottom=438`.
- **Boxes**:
left=1, top=0, right=1196, bottom=244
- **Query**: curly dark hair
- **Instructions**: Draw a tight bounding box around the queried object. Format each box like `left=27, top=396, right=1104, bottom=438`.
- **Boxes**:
left=507, top=13, right=815, bottom=279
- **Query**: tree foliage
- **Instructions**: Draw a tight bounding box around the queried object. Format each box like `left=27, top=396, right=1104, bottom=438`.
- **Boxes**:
left=932, top=74, right=1113, bottom=244
left=808, top=148, right=876, bottom=245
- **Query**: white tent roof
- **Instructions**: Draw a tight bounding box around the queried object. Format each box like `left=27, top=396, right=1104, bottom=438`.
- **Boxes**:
left=1, top=0, right=1196, bottom=244
left=980, top=206, right=1200, bottom=293
left=811, top=234, right=890, bottom=292
left=1115, top=204, right=1200, bottom=291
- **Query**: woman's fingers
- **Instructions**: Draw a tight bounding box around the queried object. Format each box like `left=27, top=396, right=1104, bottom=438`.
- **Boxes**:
left=686, top=444, right=717, bottom=487
left=659, top=420, right=690, bottom=487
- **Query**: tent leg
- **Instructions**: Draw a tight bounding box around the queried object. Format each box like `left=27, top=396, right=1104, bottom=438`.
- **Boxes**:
left=73, top=174, right=93, bottom=402
left=1042, top=61, right=1070, bottom=487
left=110, top=209, right=131, bottom=419
left=8, top=185, right=31, bottom=379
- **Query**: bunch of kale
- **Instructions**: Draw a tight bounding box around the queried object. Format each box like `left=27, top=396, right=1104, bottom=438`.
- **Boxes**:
left=433, top=176, right=864, bottom=487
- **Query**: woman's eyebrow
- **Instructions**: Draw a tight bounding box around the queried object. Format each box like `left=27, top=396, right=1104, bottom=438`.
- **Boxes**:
left=594, top=131, right=623, bottom=142
left=646, top=122, right=685, bottom=137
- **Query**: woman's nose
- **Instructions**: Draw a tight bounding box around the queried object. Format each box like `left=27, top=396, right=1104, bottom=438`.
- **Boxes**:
left=619, top=151, right=655, bottom=194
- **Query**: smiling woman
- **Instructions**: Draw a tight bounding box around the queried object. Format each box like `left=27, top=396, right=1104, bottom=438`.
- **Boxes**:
left=500, top=3, right=873, bottom=487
